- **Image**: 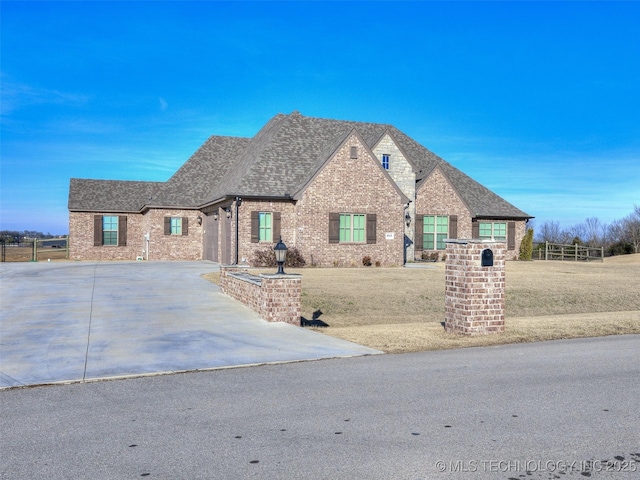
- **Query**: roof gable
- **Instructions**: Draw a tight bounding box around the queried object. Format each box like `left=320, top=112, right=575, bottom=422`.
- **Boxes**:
left=418, top=162, right=531, bottom=218
left=292, top=128, right=409, bottom=204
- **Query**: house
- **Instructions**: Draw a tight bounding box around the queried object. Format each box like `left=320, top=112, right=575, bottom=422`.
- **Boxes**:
left=68, top=111, right=532, bottom=266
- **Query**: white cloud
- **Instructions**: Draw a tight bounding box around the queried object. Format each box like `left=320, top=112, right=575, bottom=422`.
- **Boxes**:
left=0, top=76, right=90, bottom=115
left=159, top=97, right=168, bottom=112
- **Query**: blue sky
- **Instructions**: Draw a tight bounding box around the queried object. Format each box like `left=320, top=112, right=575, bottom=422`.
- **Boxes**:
left=1, top=1, right=639, bottom=235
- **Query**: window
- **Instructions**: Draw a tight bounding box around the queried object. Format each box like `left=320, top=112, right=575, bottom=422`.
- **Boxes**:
left=251, top=211, right=280, bottom=243
left=170, top=217, right=182, bottom=235
left=259, top=212, right=272, bottom=242
left=103, top=216, right=118, bottom=246
left=339, top=214, right=366, bottom=243
left=329, top=213, right=376, bottom=244
left=479, top=222, right=506, bottom=240
left=423, top=215, right=448, bottom=250
left=382, top=154, right=390, bottom=170
left=94, top=215, right=126, bottom=246
left=164, top=217, right=188, bottom=236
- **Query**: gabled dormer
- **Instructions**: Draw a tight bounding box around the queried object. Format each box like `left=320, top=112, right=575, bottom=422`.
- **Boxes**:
left=372, top=131, right=417, bottom=203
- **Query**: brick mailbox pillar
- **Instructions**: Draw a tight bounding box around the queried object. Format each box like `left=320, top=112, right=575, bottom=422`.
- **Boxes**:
left=444, top=239, right=506, bottom=335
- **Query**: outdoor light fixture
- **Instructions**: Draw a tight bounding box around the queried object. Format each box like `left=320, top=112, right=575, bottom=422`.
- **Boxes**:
left=197, top=216, right=203, bottom=225
left=405, top=212, right=412, bottom=227
left=226, top=209, right=231, bottom=219
left=213, top=213, right=219, bottom=221
left=274, top=237, right=288, bottom=274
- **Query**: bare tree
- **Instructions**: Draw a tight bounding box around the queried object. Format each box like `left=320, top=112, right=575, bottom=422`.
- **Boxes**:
left=622, top=205, right=640, bottom=253
left=582, top=217, right=606, bottom=247
left=536, top=221, right=563, bottom=243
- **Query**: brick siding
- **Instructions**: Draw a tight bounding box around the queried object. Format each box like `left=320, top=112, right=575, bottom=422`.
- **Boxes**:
left=444, top=240, right=506, bottom=335
left=219, top=265, right=301, bottom=325
left=69, top=209, right=203, bottom=261
left=416, top=167, right=527, bottom=260
left=292, top=134, right=405, bottom=267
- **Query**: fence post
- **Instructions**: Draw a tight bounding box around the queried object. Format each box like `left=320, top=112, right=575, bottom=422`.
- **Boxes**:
left=601, top=247, right=604, bottom=262
left=545, top=241, right=548, bottom=261
left=575, top=244, right=578, bottom=261
left=65, top=235, right=69, bottom=259
left=32, top=239, right=37, bottom=262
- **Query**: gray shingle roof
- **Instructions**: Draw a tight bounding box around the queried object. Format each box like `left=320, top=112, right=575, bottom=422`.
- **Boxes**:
left=68, top=111, right=531, bottom=219
left=152, top=135, right=250, bottom=207
left=68, top=178, right=162, bottom=212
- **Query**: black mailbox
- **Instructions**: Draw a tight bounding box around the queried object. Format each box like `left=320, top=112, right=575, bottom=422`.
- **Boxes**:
left=481, top=248, right=494, bottom=267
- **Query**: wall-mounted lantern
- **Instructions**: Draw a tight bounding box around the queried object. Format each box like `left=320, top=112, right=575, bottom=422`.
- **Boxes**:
left=405, top=212, right=411, bottom=227
left=213, top=213, right=219, bottom=221
left=225, top=209, right=231, bottom=219
left=197, top=215, right=203, bottom=225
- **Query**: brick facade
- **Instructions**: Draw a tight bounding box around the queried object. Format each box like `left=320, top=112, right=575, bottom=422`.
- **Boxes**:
left=69, top=209, right=203, bottom=261
left=415, top=167, right=527, bottom=260
left=69, top=118, right=530, bottom=264
left=292, top=133, right=406, bottom=267
left=444, top=240, right=505, bottom=335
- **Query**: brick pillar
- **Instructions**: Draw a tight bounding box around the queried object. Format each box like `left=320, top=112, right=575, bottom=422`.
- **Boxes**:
left=219, top=264, right=250, bottom=293
left=259, top=274, right=302, bottom=325
left=444, top=240, right=506, bottom=335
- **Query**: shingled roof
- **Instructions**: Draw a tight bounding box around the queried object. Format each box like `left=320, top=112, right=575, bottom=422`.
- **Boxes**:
left=68, top=179, right=162, bottom=212
left=69, top=111, right=531, bottom=219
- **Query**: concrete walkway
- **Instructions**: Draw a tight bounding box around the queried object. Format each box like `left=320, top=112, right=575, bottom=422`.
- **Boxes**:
left=0, top=261, right=381, bottom=388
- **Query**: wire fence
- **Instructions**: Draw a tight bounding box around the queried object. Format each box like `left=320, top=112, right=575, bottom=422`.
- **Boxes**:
left=0, top=237, right=68, bottom=262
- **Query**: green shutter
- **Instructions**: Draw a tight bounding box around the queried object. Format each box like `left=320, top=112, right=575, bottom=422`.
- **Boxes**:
left=329, top=213, right=340, bottom=244
left=118, top=216, right=127, bottom=246
left=94, top=215, right=103, bottom=246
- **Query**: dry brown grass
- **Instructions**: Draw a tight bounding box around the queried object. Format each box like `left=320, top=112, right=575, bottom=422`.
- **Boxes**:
left=206, top=255, right=640, bottom=353
left=1, top=246, right=68, bottom=262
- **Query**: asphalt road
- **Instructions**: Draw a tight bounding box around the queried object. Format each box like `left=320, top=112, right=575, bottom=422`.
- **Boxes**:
left=2, top=335, right=639, bottom=480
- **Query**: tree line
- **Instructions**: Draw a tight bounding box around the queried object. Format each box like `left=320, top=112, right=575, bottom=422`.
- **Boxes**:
left=533, top=205, right=640, bottom=256
left=0, top=230, right=63, bottom=244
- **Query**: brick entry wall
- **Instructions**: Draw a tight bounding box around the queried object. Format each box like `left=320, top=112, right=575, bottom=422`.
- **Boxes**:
left=219, top=265, right=302, bottom=325
left=444, top=240, right=506, bottom=335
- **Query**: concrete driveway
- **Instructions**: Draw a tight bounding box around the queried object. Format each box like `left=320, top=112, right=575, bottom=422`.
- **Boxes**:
left=0, top=261, right=380, bottom=388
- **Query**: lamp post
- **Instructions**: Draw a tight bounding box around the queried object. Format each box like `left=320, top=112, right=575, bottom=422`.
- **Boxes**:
left=274, top=237, right=288, bottom=274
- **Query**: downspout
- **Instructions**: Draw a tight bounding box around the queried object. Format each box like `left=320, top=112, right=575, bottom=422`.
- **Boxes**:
left=234, top=197, right=242, bottom=264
